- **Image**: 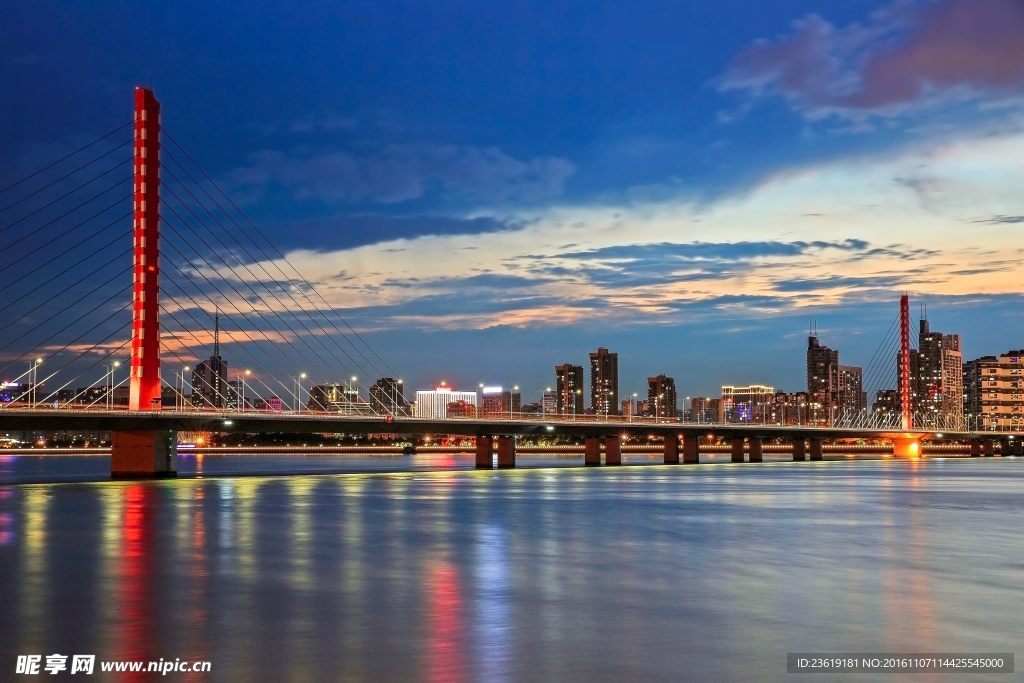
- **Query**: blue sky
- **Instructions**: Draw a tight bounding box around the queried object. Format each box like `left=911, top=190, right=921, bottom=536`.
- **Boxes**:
left=3, top=0, right=1024, bottom=401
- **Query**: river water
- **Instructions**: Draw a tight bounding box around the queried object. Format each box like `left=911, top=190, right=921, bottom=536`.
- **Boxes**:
left=1, top=454, right=1021, bottom=681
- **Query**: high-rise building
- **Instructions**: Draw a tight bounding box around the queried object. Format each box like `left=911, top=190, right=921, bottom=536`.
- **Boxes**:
left=964, top=351, right=1024, bottom=431
left=721, top=385, right=775, bottom=422
left=767, top=391, right=810, bottom=425
left=589, top=347, right=619, bottom=416
left=369, top=377, right=410, bottom=415
left=873, top=389, right=899, bottom=426
left=689, top=396, right=719, bottom=423
left=415, top=383, right=477, bottom=419
left=554, top=364, right=584, bottom=415
left=837, top=365, right=866, bottom=417
left=479, top=386, right=522, bottom=416
left=191, top=315, right=228, bottom=409
left=307, top=382, right=371, bottom=414
left=646, top=375, right=677, bottom=419
left=912, top=318, right=964, bottom=428
left=226, top=380, right=242, bottom=410
left=807, top=335, right=839, bottom=422
left=446, top=400, right=477, bottom=418
left=540, top=390, right=557, bottom=415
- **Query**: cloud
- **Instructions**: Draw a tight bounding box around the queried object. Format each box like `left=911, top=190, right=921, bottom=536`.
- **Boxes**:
left=226, top=143, right=575, bottom=207
left=720, top=0, right=1024, bottom=121
left=180, top=122, right=1024, bottom=337
left=265, top=213, right=520, bottom=251
left=558, top=239, right=869, bottom=262
left=973, top=215, right=1024, bottom=224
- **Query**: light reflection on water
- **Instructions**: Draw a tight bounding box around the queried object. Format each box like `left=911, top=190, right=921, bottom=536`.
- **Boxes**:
left=0, top=458, right=1022, bottom=681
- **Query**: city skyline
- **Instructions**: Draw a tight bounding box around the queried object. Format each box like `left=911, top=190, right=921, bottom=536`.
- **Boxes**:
left=3, top=0, right=1024, bottom=398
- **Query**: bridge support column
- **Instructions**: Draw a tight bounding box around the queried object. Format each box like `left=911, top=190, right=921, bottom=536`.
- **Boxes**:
left=604, top=436, right=622, bottom=466
left=585, top=436, right=601, bottom=467
left=809, top=438, right=823, bottom=461
left=970, top=440, right=981, bottom=457
left=682, top=434, right=699, bottom=464
left=663, top=435, right=679, bottom=464
left=111, top=430, right=177, bottom=479
left=983, top=440, right=994, bottom=457
left=496, top=436, right=516, bottom=468
left=892, top=437, right=921, bottom=458
left=128, top=88, right=163, bottom=412
left=730, top=437, right=745, bottom=463
left=792, top=438, right=806, bottom=461
left=748, top=437, right=763, bottom=463
left=475, top=435, right=494, bottom=469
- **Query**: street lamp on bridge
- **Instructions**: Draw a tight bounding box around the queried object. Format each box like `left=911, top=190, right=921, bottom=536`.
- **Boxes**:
left=176, top=366, right=191, bottom=410
left=293, top=372, right=307, bottom=412
left=29, top=358, right=42, bottom=406
left=103, top=361, right=121, bottom=409
left=240, top=369, right=252, bottom=412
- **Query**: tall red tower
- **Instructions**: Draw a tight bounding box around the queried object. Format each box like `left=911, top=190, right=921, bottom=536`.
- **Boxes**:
left=128, top=87, right=162, bottom=410
left=899, top=294, right=912, bottom=430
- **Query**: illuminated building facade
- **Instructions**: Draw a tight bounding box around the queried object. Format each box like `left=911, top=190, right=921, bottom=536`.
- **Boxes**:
left=720, top=385, right=775, bottom=422
left=589, top=347, right=619, bottom=416
left=912, top=319, right=964, bottom=428
left=554, top=364, right=584, bottom=415
left=964, top=351, right=1024, bottom=431
left=646, top=375, right=677, bottom=418
left=807, top=335, right=838, bottom=422
left=480, top=386, right=522, bottom=416
left=370, top=377, right=410, bottom=415
left=415, top=384, right=477, bottom=419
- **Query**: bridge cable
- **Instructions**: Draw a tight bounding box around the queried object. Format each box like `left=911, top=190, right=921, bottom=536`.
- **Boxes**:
left=0, top=143, right=130, bottom=216
left=158, top=239, right=322, bottom=408
left=160, top=129, right=399, bottom=378
left=0, top=254, right=131, bottom=374
left=160, top=170, right=380, bottom=393
left=158, top=192, right=383, bottom=406
left=0, top=157, right=131, bottom=239
left=0, top=120, right=131, bottom=195
left=0, top=216, right=130, bottom=298
left=158, top=204, right=363, bottom=393
left=159, top=156, right=387, bottom=391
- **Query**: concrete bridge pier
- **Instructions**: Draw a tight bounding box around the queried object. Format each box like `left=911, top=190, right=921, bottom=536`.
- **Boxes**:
left=970, top=440, right=982, bottom=457
left=792, top=438, right=806, bottom=461
left=475, top=435, right=494, bottom=468
left=682, top=434, right=700, bottom=464
left=809, top=438, right=823, bottom=461
left=663, top=434, right=679, bottom=464
left=111, top=431, right=177, bottom=479
left=605, top=436, right=622, bottom=465
left=730, top=437, right=745, bottom=463
left=983, top=440, right=994, bottom=457
left=748, top=437, right=763, bottom=463
left=496, top=436, right=516, bottom=468
left=585, top=436, right=601, bottom=467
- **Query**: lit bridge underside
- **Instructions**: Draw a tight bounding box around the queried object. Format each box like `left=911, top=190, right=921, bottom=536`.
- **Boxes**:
left=1, top=409, right=1020, bottom=473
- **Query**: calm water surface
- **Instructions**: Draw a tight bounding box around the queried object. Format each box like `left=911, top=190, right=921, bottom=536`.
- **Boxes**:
left=1, top=455, right=1022, bottom=681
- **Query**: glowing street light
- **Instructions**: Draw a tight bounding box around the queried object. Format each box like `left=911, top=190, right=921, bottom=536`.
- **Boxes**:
left=29, top=357, right=43, bottom=406
left=104, top=360, right=121, bottom=409
left=293, top=372, right=308, bottom=412
left=240, top=369, right=252, bottom=412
